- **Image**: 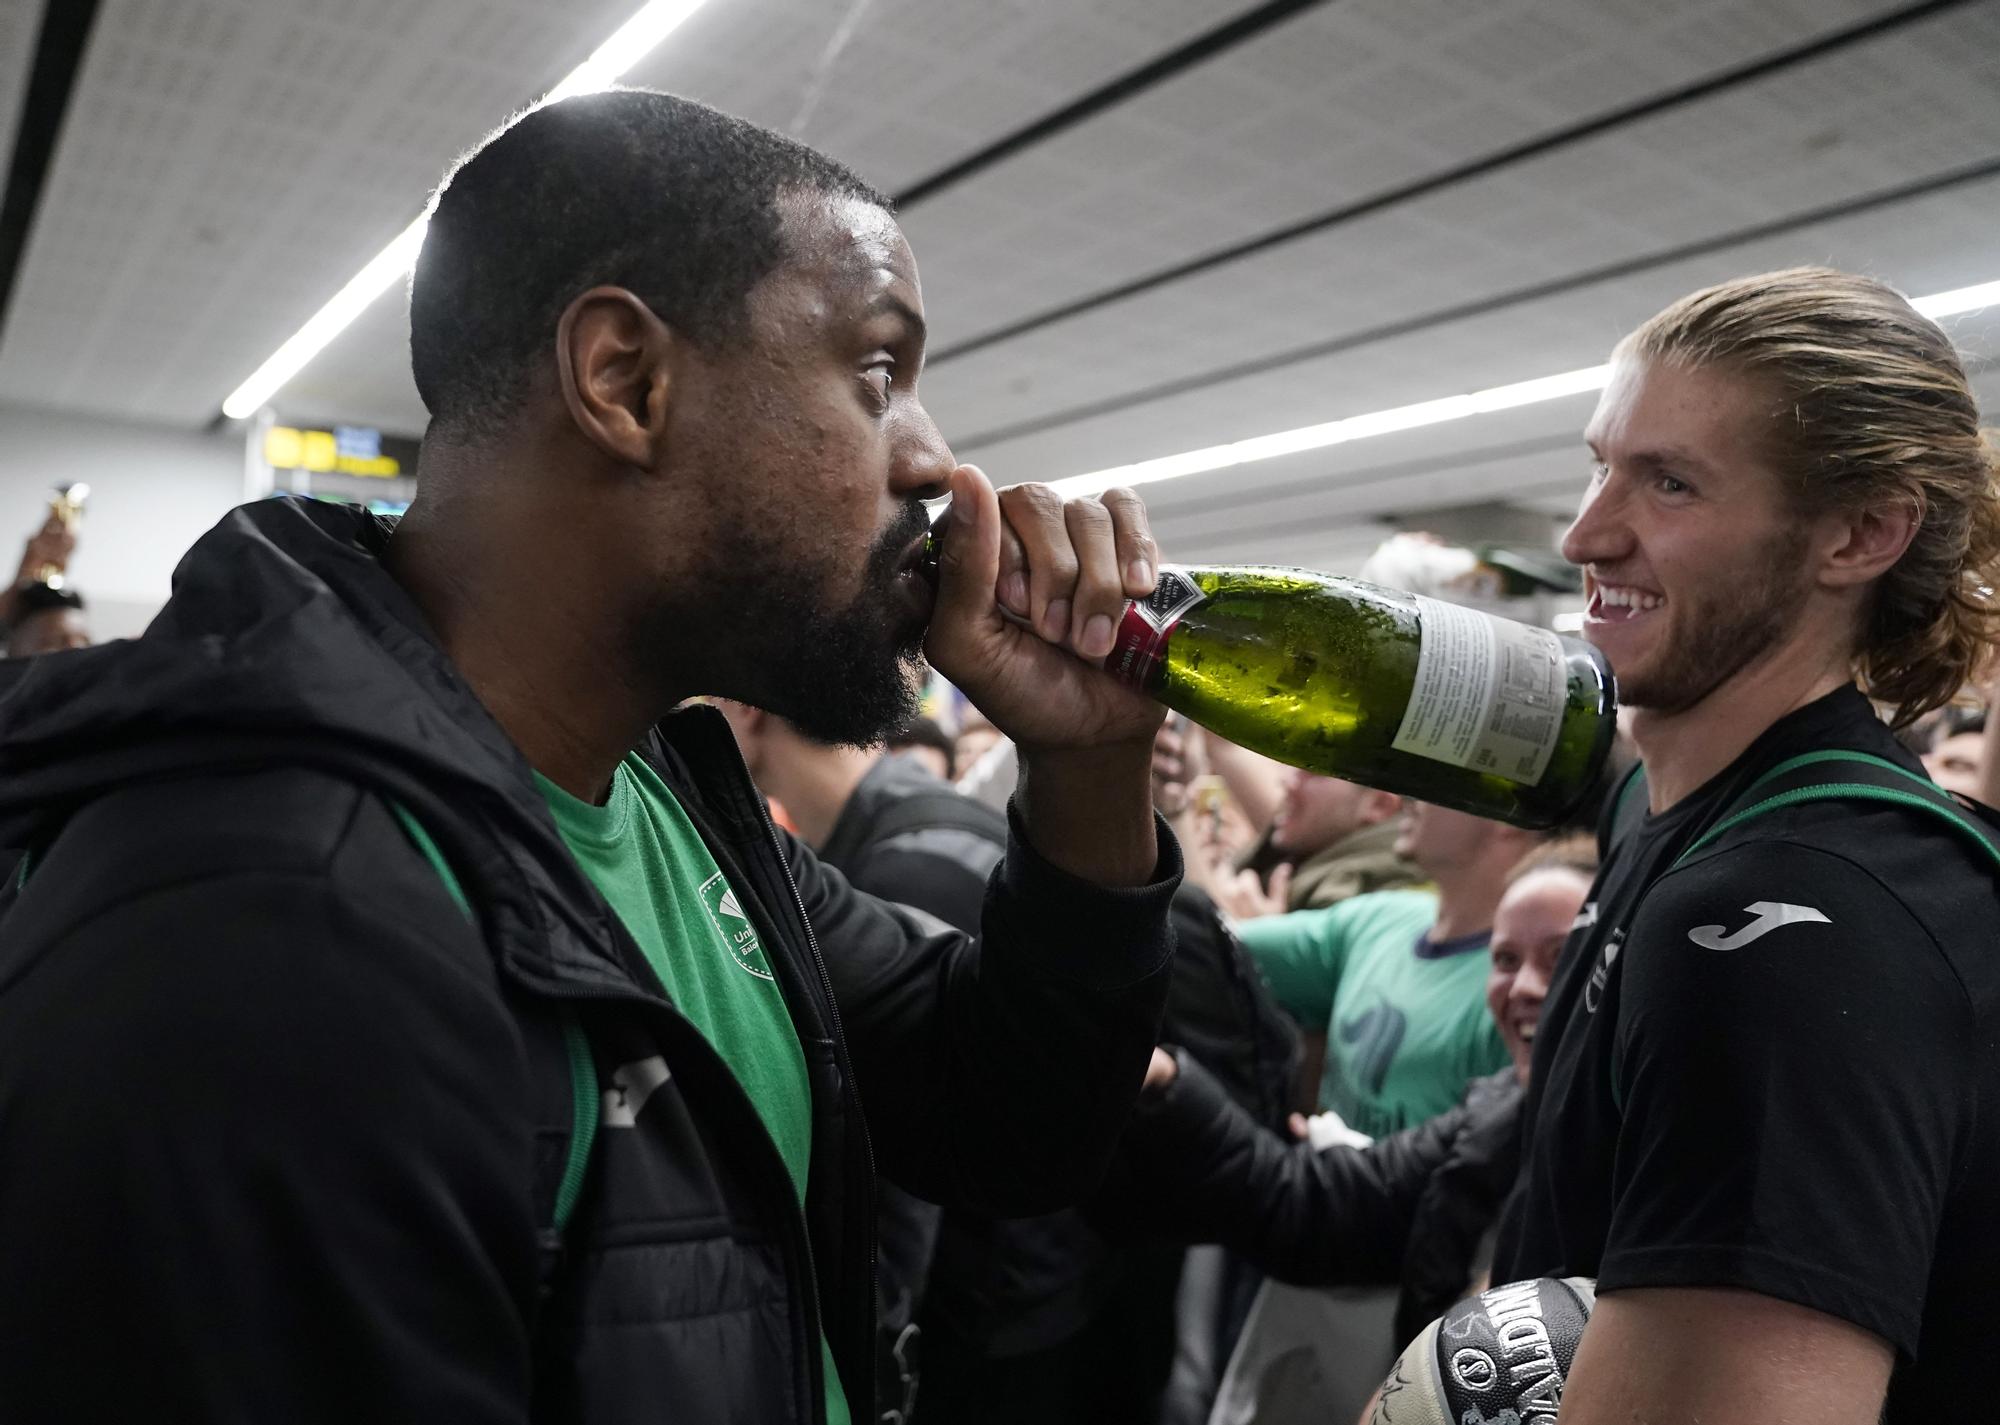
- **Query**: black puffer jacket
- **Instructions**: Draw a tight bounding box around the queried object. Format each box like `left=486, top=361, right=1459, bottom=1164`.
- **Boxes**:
left=1101, top=1059, right=1523, bottom=1347
left=0, top=498, right=1179, bottom=1424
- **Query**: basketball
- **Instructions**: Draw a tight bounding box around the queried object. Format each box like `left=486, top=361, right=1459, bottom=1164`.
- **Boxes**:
left=1367, top=1277, right=1596, bottom=1424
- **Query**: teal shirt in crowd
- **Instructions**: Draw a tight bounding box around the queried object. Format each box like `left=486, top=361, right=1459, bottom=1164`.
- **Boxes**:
left=1238, top=887, right=1508, bottom=1137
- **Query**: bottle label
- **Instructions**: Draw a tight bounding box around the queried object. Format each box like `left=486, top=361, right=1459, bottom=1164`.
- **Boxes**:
left=1393, top=595, right=1566, bottom=787
left=1107, top=566, right=1206, bottom=688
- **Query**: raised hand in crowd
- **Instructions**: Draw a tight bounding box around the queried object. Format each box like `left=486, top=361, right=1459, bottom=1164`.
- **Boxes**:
left=1214, top=860, right=1291, bottom=922
left=1150, top=716, right=1207, bottom=818
left=0, top=509, right=76, bottom=627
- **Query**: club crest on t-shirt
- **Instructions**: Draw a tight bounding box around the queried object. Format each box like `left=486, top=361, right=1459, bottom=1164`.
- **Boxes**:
left=700, top=872, right=773, bottom=981
left=1583, top=927, right=1624, bottom=1014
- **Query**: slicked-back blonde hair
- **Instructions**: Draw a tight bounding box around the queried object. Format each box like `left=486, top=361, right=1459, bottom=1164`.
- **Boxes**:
left=1623, top=266, right=2000, bottom=726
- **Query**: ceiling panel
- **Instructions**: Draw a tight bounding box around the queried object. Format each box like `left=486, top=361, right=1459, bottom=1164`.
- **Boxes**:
left=959, top=168, right=2000, bottom=493
left=276, top=0, right=1245, bottom=430
left=0, top=0, right=642, bottom=422
left=0, top=0, right=1243, bottom=427
left=0, top=0, right=42, bottom=173
left=619, top=0, right=1240, bottom=194
left=922, top=1, right=2000, bottom=456
left=895, top=0, right=1893, bottom=351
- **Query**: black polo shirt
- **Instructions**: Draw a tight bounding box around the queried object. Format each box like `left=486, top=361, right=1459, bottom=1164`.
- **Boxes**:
left=1494, top=686, right=2000, bottom=1422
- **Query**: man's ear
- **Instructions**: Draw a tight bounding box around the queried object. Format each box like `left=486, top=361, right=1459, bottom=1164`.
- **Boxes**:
left=1817, top=495, right=1921, bottom=591
left=555, top=286, right=676, bottom=469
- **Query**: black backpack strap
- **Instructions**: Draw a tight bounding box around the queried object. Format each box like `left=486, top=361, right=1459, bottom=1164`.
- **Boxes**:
left=1672, top=750, right=2000, bottom=873
left=1605, top=752, right=1997, bottom=1119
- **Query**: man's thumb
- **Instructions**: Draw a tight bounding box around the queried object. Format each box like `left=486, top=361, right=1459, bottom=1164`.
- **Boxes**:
left=929, top=464, right=1000, bottom=632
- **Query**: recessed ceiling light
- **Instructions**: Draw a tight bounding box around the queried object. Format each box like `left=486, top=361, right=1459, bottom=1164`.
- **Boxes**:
left=220, top=0, right=714, bottom=420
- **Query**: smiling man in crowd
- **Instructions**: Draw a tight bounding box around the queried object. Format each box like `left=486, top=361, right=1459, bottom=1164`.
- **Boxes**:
left=1496, top=268, right=2000, bottom=1424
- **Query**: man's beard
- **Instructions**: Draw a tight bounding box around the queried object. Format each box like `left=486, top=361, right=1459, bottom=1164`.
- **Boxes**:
left=1616, top=524, right=1811, bottom=715
left=666, top=501, right=932, bottom=748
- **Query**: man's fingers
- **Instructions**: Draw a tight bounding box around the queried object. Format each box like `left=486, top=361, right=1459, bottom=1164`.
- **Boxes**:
left=1101, top=485, right=1159, bottom=599
left=996, top=522, right=1030, bottom=617
left=1063, top=497, right=1124, bottom=660
left=989, top=483, right=1161, bottom=660
left=997, top=483, right=1080, bottom=646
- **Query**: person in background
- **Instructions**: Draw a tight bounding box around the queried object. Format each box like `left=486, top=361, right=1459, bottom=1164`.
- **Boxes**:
left=722, top=701, right=1294, bottom=1425
left=1225, top=767, right=1415, bottom=917
left=884, top=714, right=954, bottom=782
left=1238, top=799, right=1536, bottom=1138
left=1917, top=704, right=1986, bottom=801
left=1160, top=720, right=1420, bottom=917
left=1097, top=838, right=1593, bottom=1425
left=951, top=705, right=1002, bottom=780
left=4, top=582, right=89, bottom=656
left=1160, top=800, right=1537, bottom=1425
left=1497, top=268, right=2000, bottom=1424
left=1107, top=838, right=1599, bottom=1348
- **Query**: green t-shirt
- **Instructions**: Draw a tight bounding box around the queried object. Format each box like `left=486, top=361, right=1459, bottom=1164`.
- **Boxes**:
left=538, top=754, right=849, bottom=1425
left=1238, top=887, right=1508, bottom=1139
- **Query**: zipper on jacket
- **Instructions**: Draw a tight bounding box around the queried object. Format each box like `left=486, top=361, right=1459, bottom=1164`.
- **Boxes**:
left=650, top=725, right=868, bottom=1425
left=757, top=792, right=880, bottom=1425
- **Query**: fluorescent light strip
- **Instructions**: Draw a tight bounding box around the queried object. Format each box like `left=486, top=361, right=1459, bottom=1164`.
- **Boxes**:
left=1049, top=279, right=1998, bottom=500
left=220, top=0, right=712, bottom=420
left=1913, top=279, right=2000, bottom=319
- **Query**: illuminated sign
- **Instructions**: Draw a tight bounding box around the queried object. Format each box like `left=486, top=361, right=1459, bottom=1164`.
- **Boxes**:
left=263, top=424, right=413, bottom=478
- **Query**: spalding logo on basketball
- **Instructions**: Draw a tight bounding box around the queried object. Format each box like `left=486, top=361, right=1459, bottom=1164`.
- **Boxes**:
left=1368, top=1276, right=1595, bottom=1425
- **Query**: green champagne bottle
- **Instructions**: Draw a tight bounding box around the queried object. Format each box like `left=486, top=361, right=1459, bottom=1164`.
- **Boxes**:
left=1102, top=566, right=1615, bottom=828
left=921, top=520, right=1616, bottom=827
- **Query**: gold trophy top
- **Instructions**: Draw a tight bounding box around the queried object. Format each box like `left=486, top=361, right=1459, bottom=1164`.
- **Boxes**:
left=31, top=482, right=88, bottom=590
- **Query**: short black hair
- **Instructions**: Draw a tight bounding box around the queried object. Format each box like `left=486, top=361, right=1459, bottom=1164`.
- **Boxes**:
left=14, top=581, right=84, bottom=617
left=409, top=89, right=889, bottom=437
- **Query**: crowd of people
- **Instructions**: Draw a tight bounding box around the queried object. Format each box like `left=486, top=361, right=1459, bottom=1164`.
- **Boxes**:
left=1, top=88, right=1997, bottom=1425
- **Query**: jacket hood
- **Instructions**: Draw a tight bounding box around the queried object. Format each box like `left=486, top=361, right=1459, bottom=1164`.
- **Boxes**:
left=0, top=496, right=631, bottom=991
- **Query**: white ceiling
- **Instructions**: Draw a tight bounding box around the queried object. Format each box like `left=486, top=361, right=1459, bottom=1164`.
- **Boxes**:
left=2, top=0, right=1997, bottom=572
left=0, top=0, right=38, bottom=170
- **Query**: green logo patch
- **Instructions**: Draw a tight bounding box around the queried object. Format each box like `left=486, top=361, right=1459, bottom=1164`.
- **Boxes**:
left=699, top=871, right=773, bottom=980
